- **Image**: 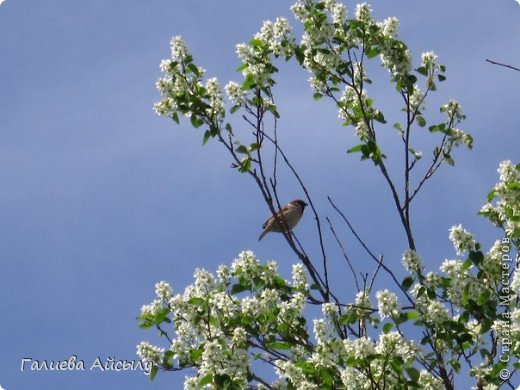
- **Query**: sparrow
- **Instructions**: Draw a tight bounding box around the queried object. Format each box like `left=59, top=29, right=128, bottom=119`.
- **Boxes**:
left=258, top=199, right=308, bottom=241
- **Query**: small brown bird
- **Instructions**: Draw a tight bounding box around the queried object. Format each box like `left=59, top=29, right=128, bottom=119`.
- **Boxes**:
left=258, top=199, right=308, bottom=241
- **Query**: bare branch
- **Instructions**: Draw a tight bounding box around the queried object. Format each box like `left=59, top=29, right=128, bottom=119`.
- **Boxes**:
left=485, top=58, right=520, bottom=72
left=325, top=216, right=361, bottom=292
left=328, top=196, right=416, bottom=307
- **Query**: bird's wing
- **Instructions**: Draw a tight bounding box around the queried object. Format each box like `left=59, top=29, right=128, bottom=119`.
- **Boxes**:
left=262, top=205, right=290, bottom=229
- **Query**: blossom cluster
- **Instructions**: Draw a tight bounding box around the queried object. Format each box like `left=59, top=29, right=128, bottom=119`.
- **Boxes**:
left=232, top=17, right=294, bottom=90
left=138, top=250, right=454, bottom=388
left=375, top=289, right=399, bottom=319
left=480, top=160, right=520, bottom=238
left=449, top=224, right=476, bottom=255
left=138, top=251, right=315, bottom=388
left=401, top=249, right=424, bottom=273
left=153, top=36, right=225, bottom=129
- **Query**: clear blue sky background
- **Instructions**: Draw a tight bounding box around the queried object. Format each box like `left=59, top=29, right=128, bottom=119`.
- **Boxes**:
left=1, top=1, right=519, bottom=389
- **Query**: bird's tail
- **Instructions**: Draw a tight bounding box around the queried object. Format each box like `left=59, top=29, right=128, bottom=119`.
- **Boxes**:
left=258, top=230, right=268, bottom=241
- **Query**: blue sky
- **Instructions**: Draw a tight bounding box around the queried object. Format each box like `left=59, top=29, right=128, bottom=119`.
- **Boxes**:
left=1, top=1, right=519, bottom=389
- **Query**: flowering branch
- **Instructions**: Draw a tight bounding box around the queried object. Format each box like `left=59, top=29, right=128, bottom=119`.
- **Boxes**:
left=141, top=1, right=520, bottom=388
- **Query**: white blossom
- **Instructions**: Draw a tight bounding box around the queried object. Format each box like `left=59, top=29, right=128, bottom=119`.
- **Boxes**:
left=418, top=370, right=444, bottom=389
left=449, top=224, right=476, bottom=255
left=321, top=302, right=338, bottom=319
left=355, top=3, right=372, bottom=22
left=291, top=263, right=309, bottom=291
left=425, top=271, right=441, bottom=289
left=352, top=336, right=376, bottom=359
left=449, top=128, right=472, bottom=148
left=498, top=160, right=520, bottom=183
left=205, top=77, right=225, bottom=117
left=441, top=99, right=464, bottom=120
left=136, top=341, right=164, bottom=364
left=155, top=281, right=172, bottom=301
left=379, top=17, right=399, bottom=37
left=421, top=51, right=438, bottom=68
left=440, top=259, right=464, bottom=276
left=401, top=249, right=423, bottom=273
left=380, top=44, right=412, bottom=77
left=376, top=289, right=399, bottom=319
left=409, top=85, right=425, bottom=111
left=170, top=35, right=189, bottom=61
left=376, top=331, right=418, bottom=364
left=140, top=299, right=163, bottom=317
left=425, top=301, right=449, bottom=325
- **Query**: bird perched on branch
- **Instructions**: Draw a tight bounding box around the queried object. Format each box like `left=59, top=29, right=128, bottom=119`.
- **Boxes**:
left=258, top=199, right=308, bottom=241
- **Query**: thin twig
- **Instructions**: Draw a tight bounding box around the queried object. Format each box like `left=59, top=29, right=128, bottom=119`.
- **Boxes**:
left=326, top=216, right=361, bottom=292
left=262, top=131, right=331, bottom=300
left=485, top=58, right=520, bottom=72
left=328, top=196, right=416, bottom=306
left=368, top=255, right=384, bottom=293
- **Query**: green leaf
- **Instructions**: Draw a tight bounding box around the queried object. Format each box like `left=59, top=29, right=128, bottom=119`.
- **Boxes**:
left=248, top=38, right=263, bottom=48
left=429, top=123, right=445, bottom=133
left=486, top=189, right=497, bottom=202
left=190, top=115, right=204, bottom=128
left=149, top=365, right=158, bottom=381
left=188, top=297, right=205, bottom=306
left=187, top=63, right=201, bottom=77
left=238, top=157, right=252, bottom=173
left=450, top=359, right=461, bottom=373
left=401, top=276, right=414, bottom=291
left=202, top=130, right=211, bottom=145
left=406, top=367, right=421, bottom=383
left=313, top=92, right=323, bottom=101
left=461, top=259, right=472, bottom=271
left=190, top=348, right=203, bottom=362
left=155, top=307, right=171, bottom=323
left=267, top=103, right=280, bottom=118
left=462, top=283, right=471, bottom=305
left=340, top=312, right=358, bottom=325
left=477, top=290, right=491, bottom=306
left=294, top=46, right=305, bottom=65
left=469, top=251, right=484, bottom=266
left=242, top=73, right=256, bottom=90
left=396, top=312, right=409, bottom=325
left=199, top=374, right=213, bottom=386
left=138, top=321, right=154, bottom=329
left=267, top=341, right=292, bottom=350
left=374, top=110, right=386, bottom=124
left=214, top=374, right=232, bottom=388
left=382, top=322, right=394, bottom=333
left=416, top=66, right=428, bottom=76
left=366, top=47, right=381, bottom=59
left=235, top=63, right=248, bottom=72
left=235, top=145, right=248, bottom=154
left=407, top=311, right=421, bottom=320
left=231, top=283, right=249, bottom=294
left=415, top=115, right=426, bottom=127
left=347, top=144, right=364, bottom=154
